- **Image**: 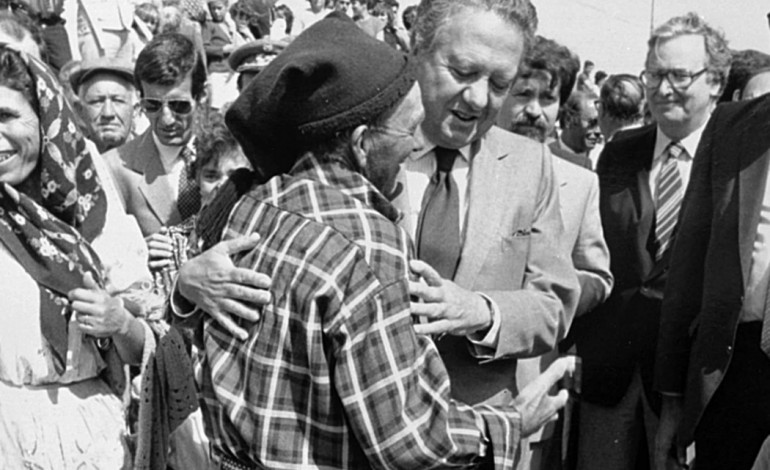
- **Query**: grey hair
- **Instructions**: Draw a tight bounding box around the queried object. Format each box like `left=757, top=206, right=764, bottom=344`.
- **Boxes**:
left=410, top=0, right=538, bottom=56
left=647, top=12, right=731, bottom=91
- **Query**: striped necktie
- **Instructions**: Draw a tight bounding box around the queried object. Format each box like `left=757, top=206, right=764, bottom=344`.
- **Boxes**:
left=416, top=147, right=461, bottom=280
left=655, top=142, right=685, bottom=259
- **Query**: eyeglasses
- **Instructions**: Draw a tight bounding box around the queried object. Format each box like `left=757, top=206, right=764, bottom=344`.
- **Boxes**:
left=140, top=97, right=195, bottom=115
left=639, top=68, right=708, bottom=90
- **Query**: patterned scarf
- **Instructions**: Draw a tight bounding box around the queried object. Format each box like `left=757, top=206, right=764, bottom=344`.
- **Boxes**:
left=0, top=45, right=108, bottom=372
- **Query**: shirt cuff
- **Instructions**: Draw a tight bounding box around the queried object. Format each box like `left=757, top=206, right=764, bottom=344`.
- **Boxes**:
left=467, top=293, right=501, bottom=359
left=170, top=275, right=198, bottom=319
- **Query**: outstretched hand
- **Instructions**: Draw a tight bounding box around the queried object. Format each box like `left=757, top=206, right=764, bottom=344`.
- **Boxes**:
left=177, top=233, right=272, bottom=340
left=514, top=355, right=575, bottom=437
left=409, top=260, right=492, bottom=337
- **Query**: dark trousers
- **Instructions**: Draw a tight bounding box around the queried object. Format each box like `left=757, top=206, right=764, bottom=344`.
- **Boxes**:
left=695, top=323, right=770, bottom=470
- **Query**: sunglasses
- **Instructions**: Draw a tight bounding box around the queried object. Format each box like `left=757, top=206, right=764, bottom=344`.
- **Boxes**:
left=140, top=98, right=195, bottom=115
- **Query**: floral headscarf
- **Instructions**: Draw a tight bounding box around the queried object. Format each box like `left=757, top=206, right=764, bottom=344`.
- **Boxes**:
left=0, top=45, right=108, bottom=372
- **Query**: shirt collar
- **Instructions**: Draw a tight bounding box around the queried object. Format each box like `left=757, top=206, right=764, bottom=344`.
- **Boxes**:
left=653, top=117, right=709, bottom=163
left=408, top=125, right=473, bottom=163
left=290, top=154, right=401, bottom=223
left=152, top=133, right=195, bottom=167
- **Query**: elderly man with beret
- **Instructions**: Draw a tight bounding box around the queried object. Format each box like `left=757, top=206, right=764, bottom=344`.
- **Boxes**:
left=173, top=11, right=573, bottom=469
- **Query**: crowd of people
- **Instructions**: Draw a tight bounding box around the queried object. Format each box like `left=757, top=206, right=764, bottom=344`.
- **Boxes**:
left=2, top=0, right=770, bottom=469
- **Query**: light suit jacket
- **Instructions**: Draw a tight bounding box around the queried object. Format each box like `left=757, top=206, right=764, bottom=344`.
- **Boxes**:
left=395, top=126, right=579, bottom=405
left=515, top=151, right=613, bottom=443
left=104, top=130, right=184, bottom=237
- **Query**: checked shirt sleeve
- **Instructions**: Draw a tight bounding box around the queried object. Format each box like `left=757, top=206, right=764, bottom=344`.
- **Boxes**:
left=328, top=266, right=522, bottom=469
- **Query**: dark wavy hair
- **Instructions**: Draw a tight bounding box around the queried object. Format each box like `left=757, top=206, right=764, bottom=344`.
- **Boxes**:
left=517, top=35, right=579, bottom=106
left=134, top=32, right=207, bottom=99
left=0, top=45, right=37, bottom=110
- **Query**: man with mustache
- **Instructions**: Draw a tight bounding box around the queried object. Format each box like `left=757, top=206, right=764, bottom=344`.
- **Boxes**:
left=497, top=34, right=613, bottom=469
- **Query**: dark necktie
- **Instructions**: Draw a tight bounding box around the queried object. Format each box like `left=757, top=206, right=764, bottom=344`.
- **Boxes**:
left=655, top=142, right=685, bottom=259
left=176, top=146, right=201, bottom=221
left=416, top=147, right=461, bottom=280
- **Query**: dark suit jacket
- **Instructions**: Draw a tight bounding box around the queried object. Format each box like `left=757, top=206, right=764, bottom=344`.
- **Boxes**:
left=572, top=124, right=669, bottom=412
left=104, top=130, right=184, bottom=237
left=655, top=95, right=770, bottom=445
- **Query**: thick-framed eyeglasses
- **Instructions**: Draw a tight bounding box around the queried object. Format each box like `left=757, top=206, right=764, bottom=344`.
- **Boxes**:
left=140, top=97, right=195, bottom=115
left=639, top=68, right=709, bottom=90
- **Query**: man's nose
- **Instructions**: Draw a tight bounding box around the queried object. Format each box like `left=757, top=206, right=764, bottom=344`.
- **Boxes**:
left=463, top=80, right=489, bottom=111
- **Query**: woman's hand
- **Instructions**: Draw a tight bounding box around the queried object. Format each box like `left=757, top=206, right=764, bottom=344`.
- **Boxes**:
left=68, top=272, right=132, bottom=338
left=146, top=231, right=175, bottom=270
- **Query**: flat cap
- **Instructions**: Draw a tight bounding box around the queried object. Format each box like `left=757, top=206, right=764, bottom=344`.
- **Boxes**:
left=69, top=56, right=134, bottom=93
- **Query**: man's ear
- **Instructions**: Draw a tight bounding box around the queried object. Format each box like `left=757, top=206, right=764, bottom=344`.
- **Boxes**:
left=349, top=124, right=369, bottom=170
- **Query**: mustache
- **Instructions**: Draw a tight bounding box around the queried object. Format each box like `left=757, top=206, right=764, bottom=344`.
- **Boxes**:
left=509, top=117, right=549, bottom=143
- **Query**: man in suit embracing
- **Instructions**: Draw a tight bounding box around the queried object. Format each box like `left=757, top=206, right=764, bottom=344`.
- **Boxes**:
left=570, top=13, right=730, bottom=470
left=395, top=0, right=578, bottom=409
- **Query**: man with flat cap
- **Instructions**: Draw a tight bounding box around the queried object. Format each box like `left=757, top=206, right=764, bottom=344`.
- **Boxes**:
left=178, top=12, right=574, bottom=469
left=227, top=38, right=288, bottom=92
left=70, top=56, right=138, bottom=154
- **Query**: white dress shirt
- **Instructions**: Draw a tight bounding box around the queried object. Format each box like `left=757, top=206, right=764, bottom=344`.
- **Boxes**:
left=153, top=133, right=194, bottom=198
left=400, top=135, right=501, bottom=350
left=649, top=124, right=705, bottom=201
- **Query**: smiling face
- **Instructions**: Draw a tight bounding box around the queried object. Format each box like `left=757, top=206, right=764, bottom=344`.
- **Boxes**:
left=416, top=8, right=524, bottom=149
left=142, top=75, right=199, bottom=147
left=498, top=69, right=560, bottom=143
left=0, top=86, right=40, bottom=186
left=645, top=34, right=720, bottom=141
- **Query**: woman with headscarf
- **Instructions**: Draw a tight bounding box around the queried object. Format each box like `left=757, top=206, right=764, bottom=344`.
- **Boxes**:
left=0, top=44, right=193, bottom=469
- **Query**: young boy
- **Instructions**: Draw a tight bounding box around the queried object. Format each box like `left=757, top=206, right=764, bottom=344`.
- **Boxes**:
left=201, top=0, right=245, bottom=108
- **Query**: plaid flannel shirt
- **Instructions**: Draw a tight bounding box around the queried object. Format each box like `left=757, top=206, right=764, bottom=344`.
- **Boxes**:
left=196, top=155, right=522, bottom=469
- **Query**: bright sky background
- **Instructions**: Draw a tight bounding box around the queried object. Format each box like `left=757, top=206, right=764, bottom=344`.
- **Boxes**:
left=397, top=0, right=770, bottom=74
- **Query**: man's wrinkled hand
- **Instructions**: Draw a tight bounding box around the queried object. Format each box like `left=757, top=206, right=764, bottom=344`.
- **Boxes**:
left=409, top=260, right=491, bottom=336
left=177, top=233, right=272, bottom=340
left=514, top=356, right=575, bottom=437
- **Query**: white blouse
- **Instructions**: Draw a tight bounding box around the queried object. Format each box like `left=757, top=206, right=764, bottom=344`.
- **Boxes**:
left=0, top=152, right=151, bottom=386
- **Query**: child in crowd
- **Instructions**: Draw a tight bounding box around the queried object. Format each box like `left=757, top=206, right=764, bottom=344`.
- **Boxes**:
left=202, top=0, right=245, bottom=108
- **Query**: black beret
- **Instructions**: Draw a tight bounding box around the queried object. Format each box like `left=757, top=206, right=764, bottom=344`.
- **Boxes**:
left=225, top=11, right=416, bottom=175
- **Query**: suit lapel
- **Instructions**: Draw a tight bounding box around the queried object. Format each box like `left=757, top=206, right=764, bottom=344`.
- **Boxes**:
left=454, top=134, right=505, bottom=286
left=133, top=133, right=179, bottom=226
